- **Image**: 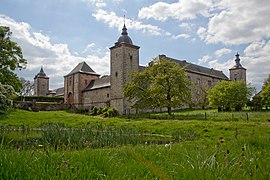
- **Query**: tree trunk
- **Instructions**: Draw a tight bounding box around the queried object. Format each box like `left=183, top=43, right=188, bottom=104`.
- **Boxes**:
left=167, top=106, right=172, bottom=116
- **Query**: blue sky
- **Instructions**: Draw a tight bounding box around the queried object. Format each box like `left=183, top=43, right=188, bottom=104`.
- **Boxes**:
left=0, top=0, right=269, bottom=91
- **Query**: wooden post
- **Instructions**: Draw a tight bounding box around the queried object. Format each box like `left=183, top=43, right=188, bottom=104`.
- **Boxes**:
left=246, top=112, right=249, bottom=121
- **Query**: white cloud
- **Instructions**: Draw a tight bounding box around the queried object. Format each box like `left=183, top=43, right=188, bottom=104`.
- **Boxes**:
left=172, top=33, right=191, bottom=39
left=179, top=23, right=193, bottom=31
left=198, top=0, right=270, bottom=45
left=138, top=0, right=213, bottom=21
left=82, top=0, right=107, bottom=8
left=0, top=15, right=109, bottom=89
left=198, top=55, right=210, bottom=65
left=214, top=48, right=231, bottom=58
left=92, top=9, right=164, bottom=36
left=243, top=40, right=270, bottom=91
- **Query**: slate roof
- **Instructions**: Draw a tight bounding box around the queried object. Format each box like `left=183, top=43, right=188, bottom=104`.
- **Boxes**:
left=158, top=55, right=228, bottom=80
left=116, top=23, right=133, bottom=45
left=34, top=67, right=48, bottom=79
left=83, top=76, right=111, bottom=91
left=66, top=61, right=99, bottom=76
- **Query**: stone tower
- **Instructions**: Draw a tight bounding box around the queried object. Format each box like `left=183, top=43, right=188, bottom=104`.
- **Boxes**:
left=109, top=23, right=140, bottom=115
left=34, top=67, right=49, bottom=96
left=64, top=61, right=100, bottom=106
left=229, top=53, right=246, bottom=83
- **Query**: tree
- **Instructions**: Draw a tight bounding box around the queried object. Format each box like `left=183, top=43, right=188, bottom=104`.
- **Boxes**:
left=192, top=83, right=209, bottom=109
left=262, top=74, right=270, bottom=89
left=261, top=81, right=270, bottom=109
left=0, top=83, right=15, bottom=111
left=124, top=58, right=191, bottom=115
left=0, top=26, right=27, bottom=92
left=207, top=81, right=254, bottom=111
left=19, top=78, right=34, bottom=99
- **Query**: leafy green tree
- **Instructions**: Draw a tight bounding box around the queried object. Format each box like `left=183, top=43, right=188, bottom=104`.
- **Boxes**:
left=207, top=81, right=254, bottom=111
left=124, top=58, right=191, bottom=115
left=262, top=74, right=270, bottom=89
left=0, top=26, right=27, bottom=92
left=261, top=82, right=270, bottom=109
left=0, top=83, right=15, bottom=111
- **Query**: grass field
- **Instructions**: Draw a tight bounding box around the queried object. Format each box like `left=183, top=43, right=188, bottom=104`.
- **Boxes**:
left=0, top=109, right=269, bottom=179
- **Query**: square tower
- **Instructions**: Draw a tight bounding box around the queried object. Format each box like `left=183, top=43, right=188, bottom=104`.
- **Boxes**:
left=229, top=53, right=246, bottom=83
left=109, top=24, right=140, bottom=115
left=34, top=67, right=49, bottom=96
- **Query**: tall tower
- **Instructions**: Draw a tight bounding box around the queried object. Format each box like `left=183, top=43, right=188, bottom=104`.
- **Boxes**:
left=64, top=61, right=100, bottom=106
left=109, top=23, right=140, bottom=115
left=34, top=67, right=49, bottom=96
left=229, top=53, right=246, bottom=83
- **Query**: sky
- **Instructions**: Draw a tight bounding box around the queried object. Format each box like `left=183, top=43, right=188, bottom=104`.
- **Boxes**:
left=0, top=0, right=269, bottom=91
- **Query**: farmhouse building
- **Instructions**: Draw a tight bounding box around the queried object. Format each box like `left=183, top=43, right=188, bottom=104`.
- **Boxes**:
left=35, top=24, right=246, bottom=115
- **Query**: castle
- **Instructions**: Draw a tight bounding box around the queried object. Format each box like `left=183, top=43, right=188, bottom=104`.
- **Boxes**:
left=34, top=24, right=246, bottom=115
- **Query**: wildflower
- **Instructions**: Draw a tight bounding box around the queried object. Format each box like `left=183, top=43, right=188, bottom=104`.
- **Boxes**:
left=38, top=144, right=44, bottom=148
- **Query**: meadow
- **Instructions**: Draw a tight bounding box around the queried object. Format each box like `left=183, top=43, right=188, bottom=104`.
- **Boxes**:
left=0, top=109, right=269, bottom=179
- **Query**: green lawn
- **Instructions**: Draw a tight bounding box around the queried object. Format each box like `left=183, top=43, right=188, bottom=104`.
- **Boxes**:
left=0, top=109, right=269, bottom=179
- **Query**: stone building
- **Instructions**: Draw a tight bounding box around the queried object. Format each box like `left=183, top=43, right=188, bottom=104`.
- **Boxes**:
left=34, top=67, right=49, bottom=96
left=34, top=23, right=246, bottom=115
left=229, top=52, right=246, bottom=82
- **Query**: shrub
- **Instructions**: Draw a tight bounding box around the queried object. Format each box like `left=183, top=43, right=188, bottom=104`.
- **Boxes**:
left=90, top=106, right=118, bottom=117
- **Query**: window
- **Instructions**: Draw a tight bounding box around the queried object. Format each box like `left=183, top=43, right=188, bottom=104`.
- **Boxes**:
left=115, top=72, right=118, bottom=77
left=107, top=93, right=109, bottom=98
left=130, top=55, right=133, bottom=60
left=208, top=80, right=212, bottom=86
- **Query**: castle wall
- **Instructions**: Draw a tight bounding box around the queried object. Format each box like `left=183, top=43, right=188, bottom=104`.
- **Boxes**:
left=82, top=87, right=110, bottom=107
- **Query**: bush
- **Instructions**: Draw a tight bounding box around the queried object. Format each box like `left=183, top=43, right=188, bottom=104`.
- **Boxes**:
left=14, top=96, right=64, bottom=103
left=90, top=106, right=118, bottom=117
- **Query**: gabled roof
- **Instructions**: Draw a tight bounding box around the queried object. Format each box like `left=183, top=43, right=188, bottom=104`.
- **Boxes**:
left=156, top=55, right=229, bottom=80
left=66, top=61, right=99, bottom=76
left=83, top=76, right=111, bottom=91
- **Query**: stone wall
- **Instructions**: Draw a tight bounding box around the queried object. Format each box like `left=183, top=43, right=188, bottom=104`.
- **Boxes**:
left=82, top=87, right=110, bottom=108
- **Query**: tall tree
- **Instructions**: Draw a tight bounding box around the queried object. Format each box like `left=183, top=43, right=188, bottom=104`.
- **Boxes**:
left=207, top=81, right=254, bottom=111
left=0, top=26, right=27, bottom=92
left=124, top=58, right=191, bottom=115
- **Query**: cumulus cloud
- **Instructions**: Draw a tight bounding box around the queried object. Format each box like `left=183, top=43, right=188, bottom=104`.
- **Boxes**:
left=243, top=40, right=270, bottom=91
left=172, top=33, right=191, bottom=39
left=138, top=0, right=213, bottom=21
left=82, top=0, right=107, bottom=8
left=214, top=48, right=232, bottom=58
left=0, top=15, right=109, bottom=89
left=198, top=0, right=270, bottom=45
left=92, top=9, right=164, bottom=36
left=198, top=55, right=211, bottom=65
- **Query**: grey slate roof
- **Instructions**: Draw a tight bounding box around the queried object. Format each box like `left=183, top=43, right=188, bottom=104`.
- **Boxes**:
left=116, top=23, right=133, bottom=45
left=159, top=55, right=228, bottom=80
left=83, top=76, right=110, bottom=91
left=34, top=67, right=48, bottom=79
left=66, top=61, right=99, bottom=76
